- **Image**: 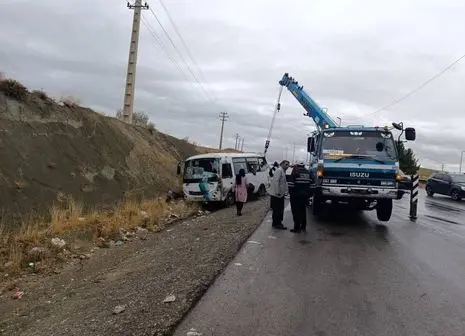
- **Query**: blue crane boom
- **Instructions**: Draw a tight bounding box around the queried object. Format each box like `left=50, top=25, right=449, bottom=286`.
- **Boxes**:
left=278, top=73, right=338, bottom=130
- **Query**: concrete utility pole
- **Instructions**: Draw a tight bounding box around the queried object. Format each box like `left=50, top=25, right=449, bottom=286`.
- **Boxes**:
left=240, top=138, right=244, bottom=152
left=218, top=112, right=229, bottom=150
left=122, top=0, right=149, bottom=124
left=460, top=151, right=465, bottom=173
left=292, top=142, right=296, bottom=163
left=234, top=133, right=240, bottom=150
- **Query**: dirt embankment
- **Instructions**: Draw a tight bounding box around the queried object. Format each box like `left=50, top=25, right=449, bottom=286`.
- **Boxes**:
left=0, top=89, right=203, bottom=224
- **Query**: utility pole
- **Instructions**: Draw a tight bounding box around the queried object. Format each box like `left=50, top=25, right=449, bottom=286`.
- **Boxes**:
left=218, top=112, right=229, bottom=150
left=441, top=163, right=444, bottom=172
left=460, top=150, right=465, bottom=173
left=234, top=133, right=240, bottom=150
left=122, top=1, right=149, bottom=124
left=292, top=142, right=296, bottom=163
left=240, top=138, right=244, bottom=152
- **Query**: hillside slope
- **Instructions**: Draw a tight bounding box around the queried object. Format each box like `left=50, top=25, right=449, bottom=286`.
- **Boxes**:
left=0, top=83, right=205, bottom=223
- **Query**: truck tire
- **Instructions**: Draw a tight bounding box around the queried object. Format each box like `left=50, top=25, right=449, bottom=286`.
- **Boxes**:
left=376, top=199, right=393, bottom=222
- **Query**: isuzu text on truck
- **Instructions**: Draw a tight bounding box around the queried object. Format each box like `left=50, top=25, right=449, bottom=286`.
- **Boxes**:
left=266, top=73, right=416, bottom=222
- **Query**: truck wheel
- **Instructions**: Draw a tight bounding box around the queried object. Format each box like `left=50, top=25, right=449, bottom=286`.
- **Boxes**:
left=376, top=199, right=393, bottom=222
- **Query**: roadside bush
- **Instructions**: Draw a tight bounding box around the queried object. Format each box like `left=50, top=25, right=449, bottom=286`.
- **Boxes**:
left=31, top=90, right=50, bottom=101
left=0, top=79, right=29, bottom=101
left=148, top=122, right=155, bottom=134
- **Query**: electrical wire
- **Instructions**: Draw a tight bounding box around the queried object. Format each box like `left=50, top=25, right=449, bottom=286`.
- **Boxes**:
left=141, top=15, right=193, bottom=84
left=158, top=0, right=210, bottom=85
left=147, top=7, right=218, bottom=106
left=123, top=0, right=223, bottom=112
left=349, top=53, right=465, bottom=120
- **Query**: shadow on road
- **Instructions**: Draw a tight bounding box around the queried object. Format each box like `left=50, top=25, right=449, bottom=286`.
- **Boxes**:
left=309, top=202, right=390, bottom=242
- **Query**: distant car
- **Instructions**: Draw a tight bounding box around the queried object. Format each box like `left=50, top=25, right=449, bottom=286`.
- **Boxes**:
left=426, top=172, right=465, bottom=201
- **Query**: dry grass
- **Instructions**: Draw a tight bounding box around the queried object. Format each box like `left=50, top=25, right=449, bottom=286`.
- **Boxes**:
left=0, top=196, right=198, bottom=277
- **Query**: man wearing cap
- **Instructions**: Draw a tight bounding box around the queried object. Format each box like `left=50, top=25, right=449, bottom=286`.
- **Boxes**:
left=289, top=161, right=311, bottom=233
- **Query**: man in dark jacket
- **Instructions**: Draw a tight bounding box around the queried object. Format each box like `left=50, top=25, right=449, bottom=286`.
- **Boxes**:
left=288, top=162, right=311, bottom=233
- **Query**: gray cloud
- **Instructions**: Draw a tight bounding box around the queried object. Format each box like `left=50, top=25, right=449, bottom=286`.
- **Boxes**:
left=1, top=0, right=465, bottom=170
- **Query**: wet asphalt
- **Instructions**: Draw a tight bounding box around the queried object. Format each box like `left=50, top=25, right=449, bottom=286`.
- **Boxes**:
left=174, top=190, right=465, bottom=336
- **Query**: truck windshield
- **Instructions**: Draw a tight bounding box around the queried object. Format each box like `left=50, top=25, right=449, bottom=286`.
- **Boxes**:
left=321, top=131, right=397, bottom=161
left=183, top=158, right=220, bottom=183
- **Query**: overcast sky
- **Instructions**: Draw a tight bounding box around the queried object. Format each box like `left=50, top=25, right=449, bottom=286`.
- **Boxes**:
left=1, top=0, right=465, bottom=170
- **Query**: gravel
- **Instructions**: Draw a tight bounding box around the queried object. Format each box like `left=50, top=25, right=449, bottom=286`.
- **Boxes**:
left=0, top=198, right=269, bottom=336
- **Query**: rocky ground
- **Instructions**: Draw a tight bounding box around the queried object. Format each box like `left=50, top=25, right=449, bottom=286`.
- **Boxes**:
left=0, top=197, right=269, bottom=336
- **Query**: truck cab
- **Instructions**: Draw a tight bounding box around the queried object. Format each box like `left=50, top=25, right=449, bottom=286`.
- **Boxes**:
left=307, top=125, right=416, bottom=221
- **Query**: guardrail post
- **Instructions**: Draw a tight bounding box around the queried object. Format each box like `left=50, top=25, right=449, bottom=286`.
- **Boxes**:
left=409, top=173, right=419, bottom=221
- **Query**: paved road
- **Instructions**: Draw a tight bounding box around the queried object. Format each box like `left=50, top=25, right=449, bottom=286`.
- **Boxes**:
left=174, top=190, right=465, bottom=336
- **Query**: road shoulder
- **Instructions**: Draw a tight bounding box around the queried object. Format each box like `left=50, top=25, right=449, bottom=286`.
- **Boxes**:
left=0, top=198, right=269, bottom=336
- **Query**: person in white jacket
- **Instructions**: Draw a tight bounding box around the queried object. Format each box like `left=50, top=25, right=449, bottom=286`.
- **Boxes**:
left=268, top=160, right=289, bottom=229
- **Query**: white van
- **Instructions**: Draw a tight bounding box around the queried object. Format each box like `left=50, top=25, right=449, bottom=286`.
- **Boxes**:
left=181, top=152, right=270, bottom=206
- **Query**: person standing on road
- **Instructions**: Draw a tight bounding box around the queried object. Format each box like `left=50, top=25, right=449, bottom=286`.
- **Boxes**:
left=289, top=161, right=311, bottom=233
left=286, top=163, right=297, bottom=228
left=269, top=161, right=279, bottom=178
left=234, top=168, right=249, bottom=216
left=268, top=161, right=280, bottom=209
left=269, top=160, right=290, bottom=229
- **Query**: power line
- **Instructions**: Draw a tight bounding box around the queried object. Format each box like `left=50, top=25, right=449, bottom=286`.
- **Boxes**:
left=147, top=7, right=217, bottom=106
left=126, top=0, right=227, bottom=115
left=124, top=0, right=192, bottom=85
left=158, top=0, right=210, bottom=85
left=349, top=53, right=465, bottom=120
left=140, top=15, right=192, bottom=84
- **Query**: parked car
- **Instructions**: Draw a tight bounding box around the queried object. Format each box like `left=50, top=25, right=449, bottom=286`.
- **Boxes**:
left=426, top=172, right=465, bottom=201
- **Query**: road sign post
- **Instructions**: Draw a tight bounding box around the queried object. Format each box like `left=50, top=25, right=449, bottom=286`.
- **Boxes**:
left=409, top=173, right=419, bottom=221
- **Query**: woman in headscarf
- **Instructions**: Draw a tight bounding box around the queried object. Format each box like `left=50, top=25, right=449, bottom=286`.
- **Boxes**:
left=234, top=168, right=248, bottom=216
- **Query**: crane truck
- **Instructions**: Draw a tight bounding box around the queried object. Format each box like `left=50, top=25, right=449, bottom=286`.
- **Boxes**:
left=272, top=73, right=416, bottom=222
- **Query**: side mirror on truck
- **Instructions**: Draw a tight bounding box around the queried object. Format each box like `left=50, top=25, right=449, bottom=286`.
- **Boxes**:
left=176, top=163, right=181, bottom=175
left=405, top=127, right=416, bottom=141
left=307, top=137, right=315, bottom=153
